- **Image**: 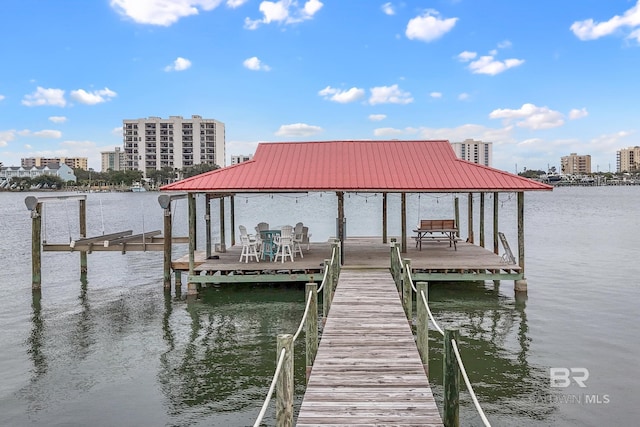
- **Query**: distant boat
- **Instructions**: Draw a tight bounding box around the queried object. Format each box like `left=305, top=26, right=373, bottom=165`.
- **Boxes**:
left=543, top=172, right=563, bottom=183
left=130, top=182, right=146, bottom=192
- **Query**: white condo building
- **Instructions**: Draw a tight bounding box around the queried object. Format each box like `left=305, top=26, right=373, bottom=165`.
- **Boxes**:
left=451, top=139, right=493, bottom=167
left=123, top=115, right=225, bottom=177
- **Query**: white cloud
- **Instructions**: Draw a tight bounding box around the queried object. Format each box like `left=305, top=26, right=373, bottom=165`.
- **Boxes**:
left=33, top=130, right=63, bottom=138
left=0, top=94, right=5, bottom=102
left=467, top=55, right=524, bottom=75
left=22, top=87, right=66, bottom=107
left=369, top=84, right=413, bottom=105
left=227, top=0, right=248, bottom=7
left=489, top=103, right=565, bottom=130
left=49, top=116, right=67, bottom=123
left=569, top=108, right=589, bottom=120
left=275, top=123, right=323, bottom=137
left=373, top=127, right=404, bottom=136
left=405, top=10, right=457, bottom=42
left=571, top=1, right=640, bottom=41
left=381, top=2, right=394, bottom=15
left=245, top=0, right=323, bottom=30
left=0, top=130, right=16, bottom=147
left=497, top=40, right=512, bottom=49
left=457, top=51, right=477, bottom=61
left=430, top=92, right=442, bottom=99
left=70, top=88, right=118, bottom=105
left=110, top=0, right=223, bottom=26
left=165, top=57, right=192, bottom=71
left=369, top=114, right=387, bottom=121
left=112, top=127, right=124, bottom=136
left=318, top=86, right=365, bottom=103
left=243, top=56, right=271, bottom=71
left=458, top=92, right=469, bottom=100
left=14, top=129, right=63, bottom=138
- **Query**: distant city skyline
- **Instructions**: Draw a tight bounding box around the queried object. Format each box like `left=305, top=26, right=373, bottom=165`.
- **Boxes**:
left=1, top=1, right=640, bottom=172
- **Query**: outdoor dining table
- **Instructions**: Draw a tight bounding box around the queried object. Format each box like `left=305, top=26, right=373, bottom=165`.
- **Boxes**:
left=260, top=229, right=281, bottom=261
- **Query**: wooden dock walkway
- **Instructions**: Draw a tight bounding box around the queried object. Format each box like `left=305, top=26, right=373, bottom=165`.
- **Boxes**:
left=297, top=269, right=443, bottom=426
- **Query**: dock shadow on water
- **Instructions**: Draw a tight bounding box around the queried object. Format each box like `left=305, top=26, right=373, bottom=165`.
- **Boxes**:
left=10, top=279, right=308, bottom=427
left=423, top=281, right=557, bottom=426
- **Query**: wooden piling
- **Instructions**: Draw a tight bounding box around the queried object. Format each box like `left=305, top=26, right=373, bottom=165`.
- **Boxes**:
left=163, top=203, right=172, bottom=290
left=305, top=283, right=318, bottom=383
left=416, top=281, right=429, bottom=374
left=402, top=258, right=412, bottom=321
left=31, top=202, right=42, bottom=290
left=79, top=198, right=87, bottom=274
left=444, top=329, right=460, bottom=427
left=323, top=259, right=331, bottom=319
left=276, top=334, right=294, bottom=427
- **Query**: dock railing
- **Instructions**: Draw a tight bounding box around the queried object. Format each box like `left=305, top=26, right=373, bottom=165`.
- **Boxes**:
left=253, top=239, right=341, bottom=427
left=390, top=242, right=492, bottom=427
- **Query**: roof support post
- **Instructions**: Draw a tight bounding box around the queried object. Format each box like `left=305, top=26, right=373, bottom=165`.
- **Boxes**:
left=205, top=194, right=212, bottom=259
left=401, top=192, right=407, bottom=253
left=230, top=195, right=235, bottom=247
left=187, top=193, right=196, bottom=297
left=336, top=191, right=344, bottom=265
left=517, top=191, right=525, bottom=273
left=479, top=193, right=485, bottom=248
left=382, top=192, right=388, bottom=244
left=454, top=197, right=460, bottom=238
left=219, top=196, right=226, bottom=252
left=467, top=193, right=474, bottom=244
left=493, top=192, right=499, bottom=255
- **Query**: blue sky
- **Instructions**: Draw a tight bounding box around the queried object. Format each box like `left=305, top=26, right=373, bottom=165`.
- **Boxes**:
left=1, top=0, right=639, bottom=173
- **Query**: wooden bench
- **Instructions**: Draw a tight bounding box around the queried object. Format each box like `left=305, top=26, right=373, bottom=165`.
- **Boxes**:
left=413, top=219, right=458, bottom=250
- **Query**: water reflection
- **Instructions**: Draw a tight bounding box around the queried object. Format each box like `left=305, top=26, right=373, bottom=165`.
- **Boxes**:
left=158, top=285, right=307, bottom=424
left=27, top=292, right=47, bottom=381
left=71, top=275, right=96, bottom=360
left=426, top=282, right=555, bottom=423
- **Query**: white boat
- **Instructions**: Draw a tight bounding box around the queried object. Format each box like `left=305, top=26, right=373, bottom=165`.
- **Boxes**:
left=130, top=182, right=146, bottom=192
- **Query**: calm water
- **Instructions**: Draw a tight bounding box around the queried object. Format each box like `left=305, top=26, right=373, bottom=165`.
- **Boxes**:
left=0, top=188, right=639, bottom=426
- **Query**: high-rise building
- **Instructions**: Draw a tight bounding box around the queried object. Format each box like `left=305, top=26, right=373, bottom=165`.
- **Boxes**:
left=101, top=147, right=125, bottom=172
left=21, top=157, right=88, bottom=170
left=231, top=154, right=253, bottom=165
left=561, top=153, right=591, bottom=175
left=616, top=146, right=640, bottom=172
left=123, top=115, right=225, bottom=177
left=450, top=139, right=492, bottom=167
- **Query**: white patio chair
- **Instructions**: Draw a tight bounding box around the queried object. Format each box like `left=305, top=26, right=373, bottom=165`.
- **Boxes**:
left=238, top=225, right=260, bottom=263
left=273, top=225, right=294, bottom=263
left=292, top=222, right=304, bottom=258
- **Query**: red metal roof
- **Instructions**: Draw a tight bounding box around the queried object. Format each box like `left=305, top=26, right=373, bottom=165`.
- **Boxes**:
left=161, top=140, right=552, bottom=193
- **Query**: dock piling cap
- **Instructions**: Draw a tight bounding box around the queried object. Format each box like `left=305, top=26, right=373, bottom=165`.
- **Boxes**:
left=25, top=196, right=38, bottom=211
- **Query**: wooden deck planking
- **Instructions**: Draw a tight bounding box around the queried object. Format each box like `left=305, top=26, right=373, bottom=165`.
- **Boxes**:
left=297, top=269, right=443, bottom=426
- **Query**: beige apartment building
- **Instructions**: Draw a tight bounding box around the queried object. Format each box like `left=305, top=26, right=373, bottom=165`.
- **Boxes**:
left=123, top=115, right=225, bottom=177
left=21, top=157, right=88, bottom=170
left=561, top=153, right=591, bottom=175
left=616, top=146, right=640, bottom=172
left=451, top=139, right=493, bottom=167
left=101, top=147, right=125, bottom=172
